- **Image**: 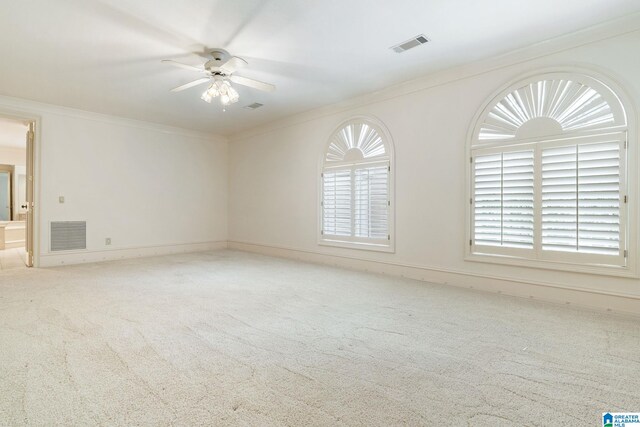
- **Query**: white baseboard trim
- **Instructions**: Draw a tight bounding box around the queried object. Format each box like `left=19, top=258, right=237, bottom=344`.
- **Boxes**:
left=228, top=241, right=640, bottom=317
left=4, top=241, right=25, bottom=249
left=38, top=240, right=228, bottom=267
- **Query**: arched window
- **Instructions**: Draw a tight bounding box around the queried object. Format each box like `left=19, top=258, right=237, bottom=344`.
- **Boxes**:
left=320, top=117, right=394, bottom=251
left=468, top=71, right=633, bottom=273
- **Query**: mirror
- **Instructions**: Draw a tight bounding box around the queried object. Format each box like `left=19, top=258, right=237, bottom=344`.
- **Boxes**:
left=0, top=170, right=9, bottom=221
left=0, top=165, right=24, bottom=221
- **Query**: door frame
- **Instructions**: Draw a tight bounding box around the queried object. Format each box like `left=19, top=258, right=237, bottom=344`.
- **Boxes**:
left=0, top=109, right=40, bottom=267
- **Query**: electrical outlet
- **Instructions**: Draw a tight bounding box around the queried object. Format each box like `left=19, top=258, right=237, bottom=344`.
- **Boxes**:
left=105, top=238, right=111, bottom=245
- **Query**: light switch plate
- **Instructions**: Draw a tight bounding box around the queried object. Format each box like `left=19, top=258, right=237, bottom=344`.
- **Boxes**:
left=59, top=196, right=65, bottom=203
left=105, top=238, right=111, bottom=245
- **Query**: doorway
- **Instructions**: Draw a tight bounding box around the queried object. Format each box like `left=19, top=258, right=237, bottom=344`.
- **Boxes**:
left=0, top=116, right=35, bottom=270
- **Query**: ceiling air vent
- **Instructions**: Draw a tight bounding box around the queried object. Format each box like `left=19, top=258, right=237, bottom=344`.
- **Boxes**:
left=51, top=221, right=87, bottom=252
left=243, top=102, right=264, bottom=110
left=391, top=34, right=430, bottom=53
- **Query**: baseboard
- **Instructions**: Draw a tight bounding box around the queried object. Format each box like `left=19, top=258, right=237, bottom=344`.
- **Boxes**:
left=228, top=241, right=640, bottom=318
left=38, top=240, right=228, bottom=267
left=4, top=240, right=25, bottom=249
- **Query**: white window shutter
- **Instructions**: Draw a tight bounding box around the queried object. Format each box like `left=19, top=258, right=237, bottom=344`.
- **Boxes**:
left=474, top=153, right=502, bottom=246
left=541, top=141, right=620, bottom=255
left=577, top=142, right=620, bottom=255
left=322, top=170, right=352, bottom=236
left=502, top=151, right=535, bottom=248
left=355, top=165, right=389, bottom=239
left=474, top=150, right=534, bottom=249
left=541, top=145, right=578, bottom=252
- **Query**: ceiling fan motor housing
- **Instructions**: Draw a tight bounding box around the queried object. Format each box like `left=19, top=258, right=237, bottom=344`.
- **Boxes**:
left=204, top=49, right=230, bottom=72
left=209, top=49, right=229, bottom=61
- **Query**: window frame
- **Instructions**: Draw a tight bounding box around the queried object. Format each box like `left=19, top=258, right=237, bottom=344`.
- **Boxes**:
left=465, top=70, right=637, bottom=278
left=319, top=117, right=395, bottom=253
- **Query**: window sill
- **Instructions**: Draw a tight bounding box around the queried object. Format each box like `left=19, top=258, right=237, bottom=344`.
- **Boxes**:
left=465, top=252, right=637, bottom=279
left=319, top=238, right=395, bottom=253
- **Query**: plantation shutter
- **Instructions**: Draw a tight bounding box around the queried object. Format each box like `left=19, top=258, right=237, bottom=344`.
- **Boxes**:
left=578, top=142, right=621, bottom=255
left=542, top=141, right=621, bottom=256
left=541, top=145, right=578, bottom=252
left=355, top=165, right=389, bottom=239
left=474, top=153, right=502, bottom=246
left=474, top=150, right=534, bottom=249
left=322, top=170, right=352, bottom=236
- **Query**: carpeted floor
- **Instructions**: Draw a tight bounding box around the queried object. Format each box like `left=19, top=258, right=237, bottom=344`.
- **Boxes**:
left=0, top=250, right=638, bottom=426
left=0, top=247, right=27, bottom=271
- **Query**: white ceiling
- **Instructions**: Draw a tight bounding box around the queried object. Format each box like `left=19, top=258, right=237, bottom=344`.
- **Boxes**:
left=0, top=117, right=28, bottom=149
left=0, top=1, right=639, bottom=136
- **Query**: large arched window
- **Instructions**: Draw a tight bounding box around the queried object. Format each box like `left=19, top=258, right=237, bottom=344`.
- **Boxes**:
left=320, top=117, right=394, bottom=251
left=467, top=71, right=634, bottom=274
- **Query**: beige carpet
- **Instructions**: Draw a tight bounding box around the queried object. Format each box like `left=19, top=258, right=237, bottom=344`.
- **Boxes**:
left=0, top=250, right=638, bottom=426
left=0, top=247, right=27, bottom=271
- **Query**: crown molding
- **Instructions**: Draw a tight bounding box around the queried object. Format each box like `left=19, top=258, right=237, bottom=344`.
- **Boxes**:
left=229, top=12, right=640, bottom=142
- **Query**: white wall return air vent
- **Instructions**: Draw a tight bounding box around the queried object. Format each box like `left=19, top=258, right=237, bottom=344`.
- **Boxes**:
left=50, top=221, right=87, bottom=252
left=391, top=34, right=430, bottom=53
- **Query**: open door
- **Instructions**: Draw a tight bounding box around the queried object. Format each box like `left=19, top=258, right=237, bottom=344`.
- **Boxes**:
left=25, top=122, right=34, bottom=267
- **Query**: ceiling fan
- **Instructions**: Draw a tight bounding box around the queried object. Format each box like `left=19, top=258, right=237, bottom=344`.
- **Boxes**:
left=162, top=48, right=275, bottom=107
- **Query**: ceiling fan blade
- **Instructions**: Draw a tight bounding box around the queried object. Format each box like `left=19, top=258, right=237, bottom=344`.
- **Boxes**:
left=170, top=78, right=210, bottom=92
left=161, top=59, right=204, bottom=72
left=220, top=56, right=248, bottom=75
left=229, top=75, right=275, bottom=92
left=191, top=46, right=212, bottom=60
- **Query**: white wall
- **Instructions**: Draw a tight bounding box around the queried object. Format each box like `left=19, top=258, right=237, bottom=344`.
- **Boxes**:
left=228, top=29, right=640, bottom=313
left=0, top=96, right=228, bottom=266
left=0, top=146, right=26, bottom=167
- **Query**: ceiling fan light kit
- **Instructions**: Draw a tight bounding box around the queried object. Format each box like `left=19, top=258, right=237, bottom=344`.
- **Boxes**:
left=201, top=78, right=239, bottom=106
left=163, top=48, right=275, bottom=110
